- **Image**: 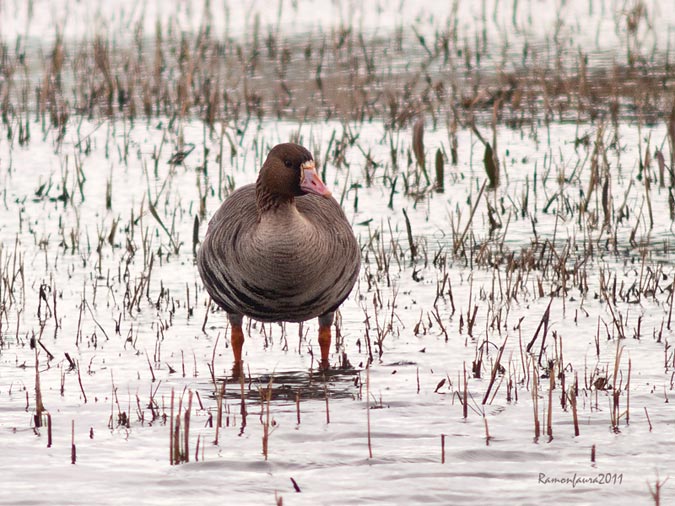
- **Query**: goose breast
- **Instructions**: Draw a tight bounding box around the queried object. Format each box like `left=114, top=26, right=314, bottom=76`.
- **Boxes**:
left=198, top=184, right=360, bottom=322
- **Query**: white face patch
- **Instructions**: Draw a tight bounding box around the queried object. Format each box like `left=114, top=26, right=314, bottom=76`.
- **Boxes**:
left=299, top=160, right=316, bottom=184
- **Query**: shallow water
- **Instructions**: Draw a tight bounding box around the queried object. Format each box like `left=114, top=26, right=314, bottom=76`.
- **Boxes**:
left=1, top=113, right=673, bottom=504
left=2, top=1, right=675, bottom=505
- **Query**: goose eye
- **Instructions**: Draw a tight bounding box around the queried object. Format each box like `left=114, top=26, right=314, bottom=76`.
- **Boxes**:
left=284, top=159, right=292, bottom=168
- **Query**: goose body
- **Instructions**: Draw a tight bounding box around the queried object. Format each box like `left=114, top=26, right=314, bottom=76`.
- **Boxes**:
left=197, top=143, right=360, bottom=369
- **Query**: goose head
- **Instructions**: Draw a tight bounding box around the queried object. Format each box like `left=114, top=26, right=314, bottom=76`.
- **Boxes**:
left=256, top=143, right=331, bottom=212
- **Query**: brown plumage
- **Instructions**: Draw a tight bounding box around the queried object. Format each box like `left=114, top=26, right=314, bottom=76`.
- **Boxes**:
left=197, top=143, right=360, bottom=370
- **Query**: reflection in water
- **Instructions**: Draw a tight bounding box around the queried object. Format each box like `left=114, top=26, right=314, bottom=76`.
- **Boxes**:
left=214, top=367, right=361, bottom=402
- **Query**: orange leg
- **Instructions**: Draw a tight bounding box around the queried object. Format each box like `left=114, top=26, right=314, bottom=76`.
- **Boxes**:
left=231, top=323, right=245, bottom=370
left=318, top=325, right=331, bottom=369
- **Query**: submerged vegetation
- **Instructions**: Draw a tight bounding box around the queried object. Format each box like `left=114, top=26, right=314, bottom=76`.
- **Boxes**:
left=1, top=0, right=674, bottom=504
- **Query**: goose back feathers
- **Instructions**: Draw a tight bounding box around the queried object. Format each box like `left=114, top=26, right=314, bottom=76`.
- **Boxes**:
left=197, top=143, right=360, bottom=323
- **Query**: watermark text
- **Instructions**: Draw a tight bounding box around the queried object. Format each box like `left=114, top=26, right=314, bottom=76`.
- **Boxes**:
left=538, top=472, right=623, bottom=488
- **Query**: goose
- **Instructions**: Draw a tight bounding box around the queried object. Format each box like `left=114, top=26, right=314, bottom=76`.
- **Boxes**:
left=197, top=143, right=360, bottom=371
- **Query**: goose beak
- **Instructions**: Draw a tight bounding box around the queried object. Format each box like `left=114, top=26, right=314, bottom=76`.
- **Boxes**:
left=300, top=161, right=331, bottom=197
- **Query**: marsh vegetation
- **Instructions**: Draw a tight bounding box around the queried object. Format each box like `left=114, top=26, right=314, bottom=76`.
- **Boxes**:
left=1, top=0, right=674, bottom=504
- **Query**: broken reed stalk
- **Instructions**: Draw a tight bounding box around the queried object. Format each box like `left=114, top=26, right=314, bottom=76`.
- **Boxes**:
left=184, top=390, right=192, bottom=463
left=531, top=358, right=540, bottom=440
left=261, top=378, right=272, bottom=461
left=483, top=142, right=499, bottom=188
left=668, top=284, right=675, bottom=330
left=648, top=472, right=669, bottom=506
left=669, top=105, right=675, bottom=179
left=290, top=477, right=301, bottom=493
left=525, top=298, right=553, bottom=365
left=582, top=126, right=604, bottom=213
left=482, top=336, right=507, bottom=404
left=569, top=385, right=580, bottom=436
left=547, top=368, right=554, bottom=439
left=366, top=364, right=373, bottom=458
left=441, top=433, right=446, bottom=463
left=644, top=407, right=653, bottom=431
left=173, top=404, right=181, bottom=464
left=643, top=138, right=654, bottom=229
left=655, top=150, right=666, bottom=188
left=192, top=215, right=200, bottom=255
left=401, top=208, right=417, bottom=260
left=239, top=367, right=248, bottom=432
left=47, top=413, right=52, bottom=448
left=76, top=361, right=87, bottom=403
left=170, top=389, right=175, bottom=464
left=214, top=378, right=225, bottom=445
left=434, top=148, right=444, bottom=192
left=324, top=382, right=330, bottom=424
left=169, top=389, right=192, bottom=465
left=147, top=200, right=180, bottom=254
left=296, top=390, right=301, bottom=424
left=626, top=358, right=631, bottom=425
left=412, top=117, right=430, bottom=185
left=202, top=298, right=212, bottom=332
left=483, top=415, right=491, bottom=446
left=34, top=348, right=46, bottom=428
left=462, top=361, right=468, bottom=419
left=611, top=339, right=625, bottom=431
left=71, top=420, right=76, bottom=464
left=453, top=179, right=488, bottom=254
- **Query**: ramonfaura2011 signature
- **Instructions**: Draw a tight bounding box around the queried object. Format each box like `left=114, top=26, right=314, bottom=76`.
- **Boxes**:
left=538, top=473, right=624, bottom=488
